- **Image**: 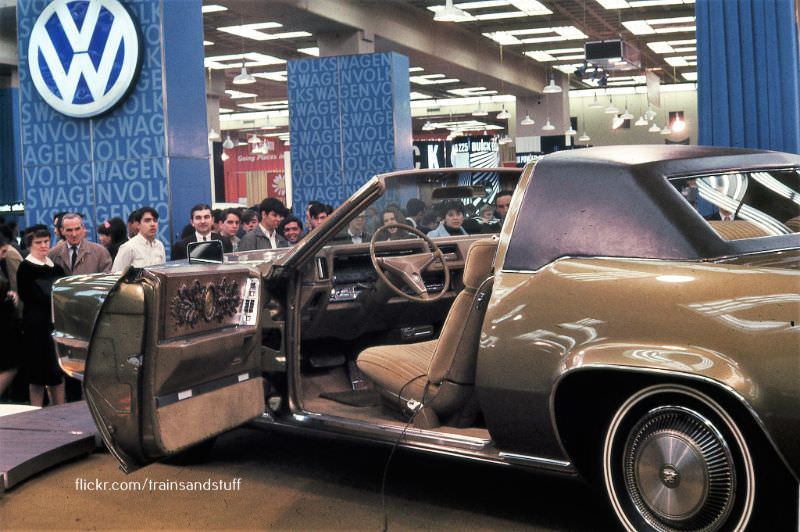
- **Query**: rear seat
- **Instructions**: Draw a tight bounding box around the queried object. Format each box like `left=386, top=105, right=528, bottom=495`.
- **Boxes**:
left=707, top=220, right=771, bottom=240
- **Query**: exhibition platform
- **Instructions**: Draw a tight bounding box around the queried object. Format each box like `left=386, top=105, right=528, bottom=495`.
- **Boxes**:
left=0, top=402, right=98, bottom=493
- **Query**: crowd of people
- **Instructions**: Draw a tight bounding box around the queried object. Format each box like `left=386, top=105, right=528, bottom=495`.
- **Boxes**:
left=0, top=191, right=511, bottom=407
left=333, top=191, right=512, bottom=244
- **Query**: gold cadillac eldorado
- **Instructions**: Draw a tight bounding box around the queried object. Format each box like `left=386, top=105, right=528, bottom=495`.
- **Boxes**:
left=53, top=146, right=799, bottom=531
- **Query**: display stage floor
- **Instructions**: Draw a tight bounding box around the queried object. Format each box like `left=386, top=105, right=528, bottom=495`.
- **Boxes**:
left=0, top=401, right=98, bottom=492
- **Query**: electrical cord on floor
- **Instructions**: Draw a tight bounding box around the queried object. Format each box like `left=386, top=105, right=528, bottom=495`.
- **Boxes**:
left=380, top=374, right=431, bottom=532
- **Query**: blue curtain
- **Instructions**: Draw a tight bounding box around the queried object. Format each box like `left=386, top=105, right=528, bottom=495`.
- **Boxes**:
left=697, top=0, right=800, bottom=153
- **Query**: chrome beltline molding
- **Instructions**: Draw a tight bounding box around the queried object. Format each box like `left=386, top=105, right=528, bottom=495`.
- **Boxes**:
left=500, top=246, right=800, bottom=275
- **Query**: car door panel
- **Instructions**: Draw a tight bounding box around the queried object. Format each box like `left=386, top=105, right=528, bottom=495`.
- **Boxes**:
left=84, top=267, right=264, bottom=472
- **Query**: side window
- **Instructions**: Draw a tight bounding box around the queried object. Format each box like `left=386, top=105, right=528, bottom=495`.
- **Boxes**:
left=673, top=170, right=800, bottom=239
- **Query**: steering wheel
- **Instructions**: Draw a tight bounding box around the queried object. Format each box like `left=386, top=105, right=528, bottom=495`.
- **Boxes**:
left=369, top=223, right=450, bottom=303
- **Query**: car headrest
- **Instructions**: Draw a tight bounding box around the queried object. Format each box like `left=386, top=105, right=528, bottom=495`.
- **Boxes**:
left=462, top=238, right=498, bottom=290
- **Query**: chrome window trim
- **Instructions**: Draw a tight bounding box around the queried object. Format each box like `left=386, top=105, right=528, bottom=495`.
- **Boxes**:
left=664, top=166, right=800, bottom=182
left=499, top=248, right=800, bottom=275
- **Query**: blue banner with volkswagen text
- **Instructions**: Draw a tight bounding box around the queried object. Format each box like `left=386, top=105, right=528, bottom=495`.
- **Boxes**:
left=287, top=52, right=412, bottom=218
left=16, top=0, right=209, bottom=254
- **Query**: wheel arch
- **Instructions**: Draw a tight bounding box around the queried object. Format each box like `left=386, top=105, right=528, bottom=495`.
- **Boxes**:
left=552, top=368, right=795, bottom=487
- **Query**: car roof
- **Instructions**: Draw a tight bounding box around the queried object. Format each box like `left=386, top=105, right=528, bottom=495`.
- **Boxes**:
left=503, top=146, right=800, bottom=271
left=541, top=145, right=800, bottom=177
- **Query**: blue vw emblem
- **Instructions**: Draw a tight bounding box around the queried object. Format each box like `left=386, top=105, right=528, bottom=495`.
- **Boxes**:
left=28, top=0, right=141, bottom=118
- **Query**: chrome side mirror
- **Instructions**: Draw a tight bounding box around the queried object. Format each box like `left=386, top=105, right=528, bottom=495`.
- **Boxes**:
left=187, top=240, right=224, bottom=264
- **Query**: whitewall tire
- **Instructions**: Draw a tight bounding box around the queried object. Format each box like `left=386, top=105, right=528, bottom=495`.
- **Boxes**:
left=602, top=384, right=755, bottom=532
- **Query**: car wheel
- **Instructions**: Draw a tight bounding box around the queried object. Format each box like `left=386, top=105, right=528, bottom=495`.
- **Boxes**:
left=603, top=384, right=755, bottom=532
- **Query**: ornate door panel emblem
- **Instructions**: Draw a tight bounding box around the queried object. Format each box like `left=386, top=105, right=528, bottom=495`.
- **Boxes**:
left=28, top=0, right=142, bottom=118
left=170, top=278, right=242, bottom=330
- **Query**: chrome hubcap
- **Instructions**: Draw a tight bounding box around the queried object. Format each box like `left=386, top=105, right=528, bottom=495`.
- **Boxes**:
left=636, top=432, right=707, bottom=519
left=623, top=406, right=736, bottom=531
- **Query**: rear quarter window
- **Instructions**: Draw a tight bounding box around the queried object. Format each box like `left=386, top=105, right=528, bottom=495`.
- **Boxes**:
left=672, top=169, right=800, bottom=240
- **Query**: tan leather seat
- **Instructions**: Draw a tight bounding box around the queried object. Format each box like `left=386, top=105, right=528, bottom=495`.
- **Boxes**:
left=784, top=216, right=800, bottom=233
left=356, top=238, right=498, bottom=428
left=708, top=220, right=771, bottom=240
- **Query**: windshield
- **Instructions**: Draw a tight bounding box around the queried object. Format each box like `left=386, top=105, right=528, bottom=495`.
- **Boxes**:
left=235, top=168, right=522, bottom=271
left=331, top=169, right=521, bottom=244
left=672, top=168, right=800, bottom=239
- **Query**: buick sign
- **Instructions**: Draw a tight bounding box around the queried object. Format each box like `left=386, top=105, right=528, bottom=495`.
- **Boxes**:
left=28, top=0, right=141, bottom=118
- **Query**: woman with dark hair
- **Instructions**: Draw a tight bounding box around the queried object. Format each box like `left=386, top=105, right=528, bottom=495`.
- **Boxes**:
left=376, top=207, right=409, bottom=241
left=16, top=224, right=66, bottom=407
left=426, top=200, right=468, bottom=238
left=96, top=217, right=127, bottom=260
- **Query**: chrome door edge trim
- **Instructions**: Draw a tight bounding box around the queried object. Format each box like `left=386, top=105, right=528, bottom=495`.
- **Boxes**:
left=498, top=452, right=574, bottom=472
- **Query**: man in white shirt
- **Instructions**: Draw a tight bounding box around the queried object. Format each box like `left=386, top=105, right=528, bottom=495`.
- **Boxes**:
left=404, top=198, right=426, bottom=228
left=112, top=207, right=166, bottom=272
left=239, top=198, right=289, bottom=250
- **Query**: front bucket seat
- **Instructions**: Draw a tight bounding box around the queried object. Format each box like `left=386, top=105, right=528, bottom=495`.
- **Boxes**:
left=356, top=238, right=497, bottom=428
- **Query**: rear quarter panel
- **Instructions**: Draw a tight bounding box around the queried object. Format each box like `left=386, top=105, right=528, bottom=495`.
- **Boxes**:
left=477, top=257, right=800, bottom=472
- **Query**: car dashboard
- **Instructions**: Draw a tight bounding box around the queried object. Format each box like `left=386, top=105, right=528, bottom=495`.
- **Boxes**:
left=298, top=236, right=480, bottom=342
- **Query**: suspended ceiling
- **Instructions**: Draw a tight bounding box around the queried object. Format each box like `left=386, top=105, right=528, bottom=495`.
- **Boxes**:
left=203, top=0, right=696, bottom=140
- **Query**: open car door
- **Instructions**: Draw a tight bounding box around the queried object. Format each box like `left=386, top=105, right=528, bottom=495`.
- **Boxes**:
left=83, top=265, right=264, bottom=472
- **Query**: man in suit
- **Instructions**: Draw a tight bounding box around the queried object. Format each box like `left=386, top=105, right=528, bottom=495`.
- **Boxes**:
left=48, top=212, right=112, bottom=403
left=239, top=198, right=289, bottom=251
left=126, top=208, right=141, bottom=239
left=218, top=208, right=242, bottom=251
left=49, top=213, right=112, bottom=275
left=404, top=198, right=426, bottom=229
left=171, top=203, right=233, bottom=260
left=333, top=212, right=371, bottom=244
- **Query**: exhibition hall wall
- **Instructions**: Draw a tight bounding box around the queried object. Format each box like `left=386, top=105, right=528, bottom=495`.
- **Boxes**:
left=570, top=88, right=698, bottom=146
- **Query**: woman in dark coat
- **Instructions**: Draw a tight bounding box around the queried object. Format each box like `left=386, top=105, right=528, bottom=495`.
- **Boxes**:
left=0, top=232, right=21, bottom=396
left=16, top=224, right=66, bottom=407
left=97, top=217, right=127, bottom=260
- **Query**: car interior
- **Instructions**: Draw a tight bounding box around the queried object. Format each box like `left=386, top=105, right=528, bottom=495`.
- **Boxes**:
left=290, top=170, right=519, bottom=439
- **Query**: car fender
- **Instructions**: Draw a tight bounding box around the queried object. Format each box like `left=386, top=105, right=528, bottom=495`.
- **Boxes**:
left=555, top=344, right=799, bottom=481
left=561, top=342, right=755, bottom=400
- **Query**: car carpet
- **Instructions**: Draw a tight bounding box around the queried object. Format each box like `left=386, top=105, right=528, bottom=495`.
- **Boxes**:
left=319, top=390, right=381, bottom=407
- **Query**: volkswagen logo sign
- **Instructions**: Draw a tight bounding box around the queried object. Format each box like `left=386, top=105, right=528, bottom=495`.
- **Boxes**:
left=28, top=0, right=142, bottom=118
